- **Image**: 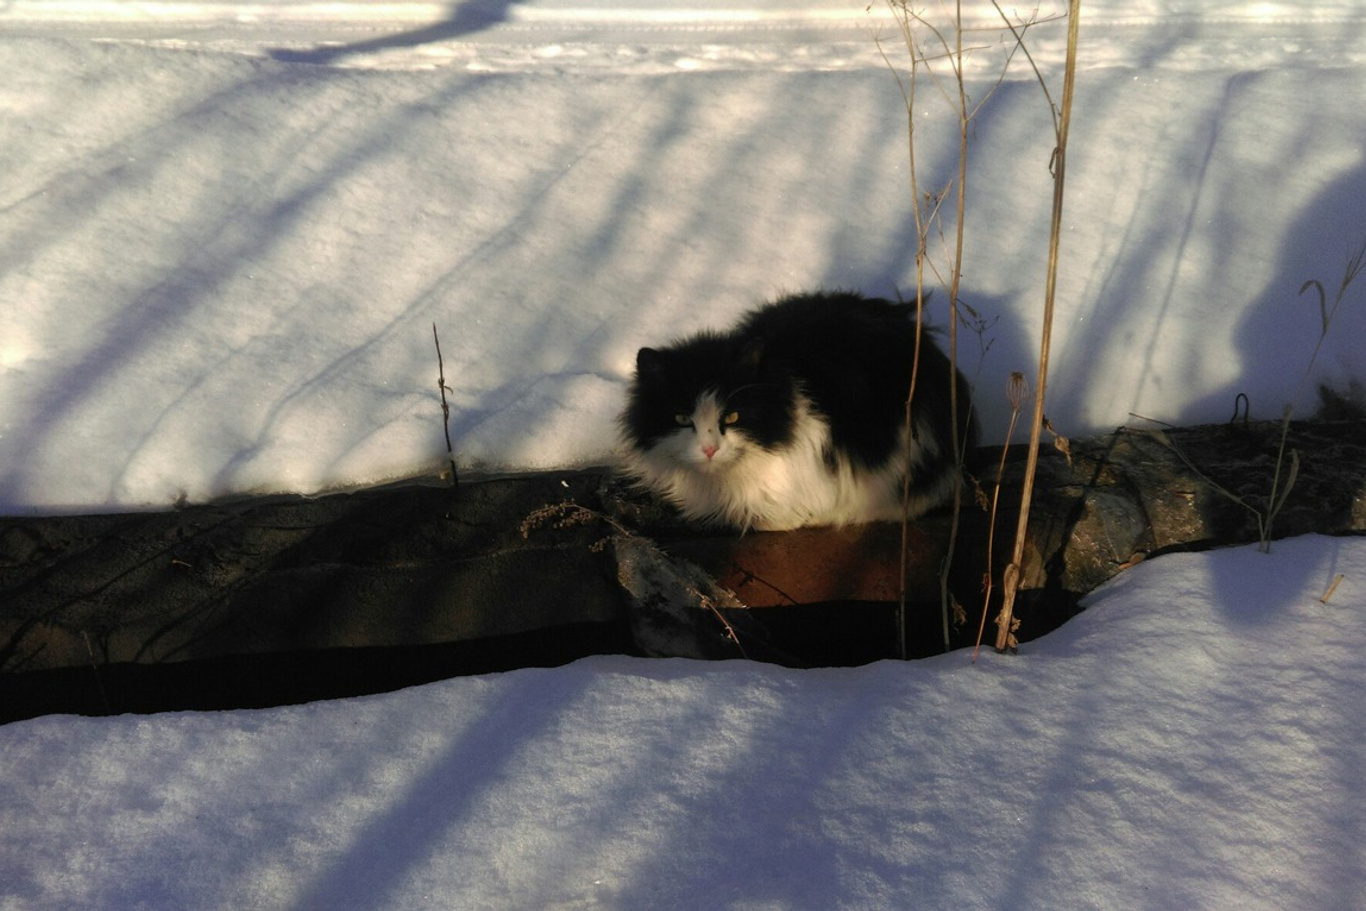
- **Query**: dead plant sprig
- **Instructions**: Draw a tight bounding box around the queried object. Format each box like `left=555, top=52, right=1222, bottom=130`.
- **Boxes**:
left=885, top=0, right=975, bottom=656
left=990, top=0, right=1061, bottom=134
left=690, top=588, right=748, bottom=657
left=881, top=1, right=1070, bottom=655
left=432, top=323, right=459, bottom=488
left=973, top=372, right=1029, bottom=661
left=1144, top=426, right=1298, bottom=550
left=1299, top=236, right=1366, bottom=374
left=1320, top=573, right=1346, bottom=604
left=519, top=499, right=631, bottom=546
left=939, top=0, right=972, bottom=657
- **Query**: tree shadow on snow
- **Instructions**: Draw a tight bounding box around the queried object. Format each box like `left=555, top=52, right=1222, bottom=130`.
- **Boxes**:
left=1185, top=160, right=1366, bottom=620
left=268, top=1, right=523, bottom=65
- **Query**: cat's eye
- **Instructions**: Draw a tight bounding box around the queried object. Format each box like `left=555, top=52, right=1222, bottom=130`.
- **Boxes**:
left=724, top=411, right=740, bottom=425
left=674, top=414, right=692, bottom=426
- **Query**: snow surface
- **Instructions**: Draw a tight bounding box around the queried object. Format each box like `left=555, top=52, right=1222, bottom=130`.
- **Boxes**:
left=2, top=534, right=1364, bottom=909
left=2, top=0, right=1365, bottom=512
left=3, top=4, right=1366, bottom=909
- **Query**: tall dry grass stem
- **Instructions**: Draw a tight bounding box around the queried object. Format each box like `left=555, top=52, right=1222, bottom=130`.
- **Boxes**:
left=993, top=0, right=1082, bottom=652
left=882, top=0, right=1066, bottom=655
left=884, top=0, right=997, bottom=655
left=894, top=0, right=971, bottom=656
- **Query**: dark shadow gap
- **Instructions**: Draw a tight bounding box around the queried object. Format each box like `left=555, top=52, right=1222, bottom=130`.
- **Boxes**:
left=0, top=593, right=1081, bottom=725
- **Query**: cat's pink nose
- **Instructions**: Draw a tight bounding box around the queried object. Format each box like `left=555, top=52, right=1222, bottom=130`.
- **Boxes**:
left=702, top=444, right=719, bottom=460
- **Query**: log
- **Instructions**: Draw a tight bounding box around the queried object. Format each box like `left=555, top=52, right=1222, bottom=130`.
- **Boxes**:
left=1, top=418, right=1362, bottom=690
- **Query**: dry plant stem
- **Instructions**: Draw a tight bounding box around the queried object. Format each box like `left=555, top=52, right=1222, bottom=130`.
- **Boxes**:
left=974, top=373, right=1027, bottom=661
left=886, top=0, right=973, bottom=656
left=898, top=298, right=924, bottom=660
left=1145, top=426, right=1291, bottom=548
left=432, top=323, right=459, bottom=488
left=1260, top=408, right=1297, bottom=552
left=1321, top=573, right=1345, bottom=604
left=939, top=0, right=970, bottom=655
left=893, top=3, right=925, bottom=662
left=896, top=269, right=930, bottom=655
left=699, top=596, right=748, bottom=658
left=995, top=0, right=1082, bottom=652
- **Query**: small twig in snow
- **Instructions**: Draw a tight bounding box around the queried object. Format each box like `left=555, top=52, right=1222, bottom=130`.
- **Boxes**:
left=432, top=323, right=459, bottom=489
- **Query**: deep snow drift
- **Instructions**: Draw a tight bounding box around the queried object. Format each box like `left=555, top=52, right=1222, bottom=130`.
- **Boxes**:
left=2, top=534, right=1363, bottom=909
left=2, top=0, right=1365, bottom=513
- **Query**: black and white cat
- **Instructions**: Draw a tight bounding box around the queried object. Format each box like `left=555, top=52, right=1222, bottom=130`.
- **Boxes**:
left=619, top=291, right=975, bottom=531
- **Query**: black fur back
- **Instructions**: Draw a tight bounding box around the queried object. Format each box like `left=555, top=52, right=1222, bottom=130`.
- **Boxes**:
left=734, top=291, right=975, bottom=470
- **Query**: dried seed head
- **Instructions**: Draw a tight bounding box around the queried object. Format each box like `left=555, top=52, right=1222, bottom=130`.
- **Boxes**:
left=1007, top=372, right=1030, bottom=412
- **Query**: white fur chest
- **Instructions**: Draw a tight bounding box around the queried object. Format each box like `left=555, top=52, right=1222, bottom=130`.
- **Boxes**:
left=620, top=394, right=945, bottom=531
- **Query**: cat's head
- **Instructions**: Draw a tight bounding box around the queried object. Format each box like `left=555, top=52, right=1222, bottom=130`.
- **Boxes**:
left=621, top=335, right=793, bottom=472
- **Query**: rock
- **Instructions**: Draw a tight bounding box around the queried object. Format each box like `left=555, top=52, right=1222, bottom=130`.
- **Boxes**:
left=612, top=535, right=750, bottom=661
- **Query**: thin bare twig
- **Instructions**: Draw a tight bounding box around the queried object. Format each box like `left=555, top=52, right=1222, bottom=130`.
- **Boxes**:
left=432, top=323, right=459, bottom=488
left=886, top=0, right=1014, bottom=654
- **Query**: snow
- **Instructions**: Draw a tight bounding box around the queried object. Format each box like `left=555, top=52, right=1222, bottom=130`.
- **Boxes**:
left=3, top=0, right=1365, bottom=512
left=2, top=534, right=1364, bottom=909
left=2, top=2, right=1366, bottom=908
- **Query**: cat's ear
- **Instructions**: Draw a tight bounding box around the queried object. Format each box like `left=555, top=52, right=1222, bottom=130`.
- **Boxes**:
left=636, top=347, right=667, bottom=379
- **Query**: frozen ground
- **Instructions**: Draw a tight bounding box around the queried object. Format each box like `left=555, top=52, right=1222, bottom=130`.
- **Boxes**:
left=2, top=3, right=1365, bottom=909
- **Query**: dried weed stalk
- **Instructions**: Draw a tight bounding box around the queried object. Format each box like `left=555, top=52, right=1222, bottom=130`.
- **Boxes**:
left=973, top=371, right=1029, bottom=660
left=993, top=0, right=1082, bottom=652
left=880, top=0, right=1071, bottom=656
left=432, top=323, right=459, bottom=488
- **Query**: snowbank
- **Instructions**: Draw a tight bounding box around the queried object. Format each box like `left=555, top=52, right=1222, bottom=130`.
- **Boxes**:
left=1, top=534, right=1362, bottom=909
left=2, top=1, right=1365, bottom=511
